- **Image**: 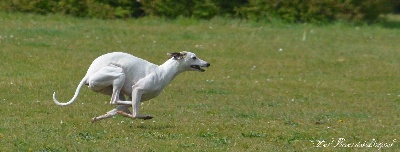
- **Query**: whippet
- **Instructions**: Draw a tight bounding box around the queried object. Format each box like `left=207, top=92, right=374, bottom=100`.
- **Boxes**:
left=53, top=51, right=210, bottom=122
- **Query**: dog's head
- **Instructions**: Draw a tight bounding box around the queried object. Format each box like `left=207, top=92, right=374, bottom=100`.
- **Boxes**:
left=168, top=51, right=210, bottom=72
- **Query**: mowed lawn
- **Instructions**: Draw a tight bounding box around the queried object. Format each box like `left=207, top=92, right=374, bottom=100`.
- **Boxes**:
left=1, top=12, right=400, bottom=151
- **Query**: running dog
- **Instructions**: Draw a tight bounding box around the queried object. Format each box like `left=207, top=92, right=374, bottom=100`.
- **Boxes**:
left=53, top=51, right=210, bottom=122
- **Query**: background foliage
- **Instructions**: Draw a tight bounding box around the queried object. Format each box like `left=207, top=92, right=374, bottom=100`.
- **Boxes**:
left=0, top=0, right=398, bottom=23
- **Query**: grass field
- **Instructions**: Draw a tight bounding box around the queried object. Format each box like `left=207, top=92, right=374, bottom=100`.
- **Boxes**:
left=1, top=12, right=400, bottom=151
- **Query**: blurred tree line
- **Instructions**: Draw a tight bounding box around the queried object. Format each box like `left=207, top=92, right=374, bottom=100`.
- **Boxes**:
left=0, top=0, right=398, bottom=23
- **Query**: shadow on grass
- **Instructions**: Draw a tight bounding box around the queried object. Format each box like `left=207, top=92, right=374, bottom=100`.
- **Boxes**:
left=136, top=123, right=175, bottom=130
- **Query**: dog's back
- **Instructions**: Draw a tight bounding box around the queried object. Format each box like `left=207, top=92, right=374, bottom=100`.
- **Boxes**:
left=85, top=52, right=159, bottom=83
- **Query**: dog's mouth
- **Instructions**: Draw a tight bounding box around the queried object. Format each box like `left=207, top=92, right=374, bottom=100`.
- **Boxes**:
left=190, top=64, right=210, bottom=72
left=190, top=65, right=205, bottom=72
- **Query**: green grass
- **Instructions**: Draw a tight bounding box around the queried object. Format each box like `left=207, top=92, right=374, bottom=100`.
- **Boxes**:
left=1, top=12, right=400, bottom=151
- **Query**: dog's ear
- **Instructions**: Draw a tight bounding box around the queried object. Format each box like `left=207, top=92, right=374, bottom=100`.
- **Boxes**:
left=167, top=52, right=186, bottom=60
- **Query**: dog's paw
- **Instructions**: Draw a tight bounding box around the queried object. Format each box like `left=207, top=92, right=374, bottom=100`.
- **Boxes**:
left=143, top=115, right=153, bottom=120
left=91, top=117, right=97, bottom=123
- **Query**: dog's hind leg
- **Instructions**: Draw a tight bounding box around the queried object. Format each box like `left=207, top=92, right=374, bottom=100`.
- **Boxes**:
left=91, top=105, right=131, bottom=122
left=88, top=64, right=126, bottom=104
left=91, top=94, right=132, bottom=122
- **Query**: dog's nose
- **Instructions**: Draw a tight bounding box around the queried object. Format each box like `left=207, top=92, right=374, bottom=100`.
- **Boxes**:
left=206, top=63, right=210, bottom=67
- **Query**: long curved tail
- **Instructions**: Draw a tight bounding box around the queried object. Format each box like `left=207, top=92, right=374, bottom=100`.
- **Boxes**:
left=53, top=76, right=88, bottom=106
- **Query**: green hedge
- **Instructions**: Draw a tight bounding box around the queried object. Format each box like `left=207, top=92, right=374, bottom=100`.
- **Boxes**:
left=235, top=0, right=394, bottom=23
left=0, top=0, right=396, bottom=23
left=0, top=0, right=142, bottom=19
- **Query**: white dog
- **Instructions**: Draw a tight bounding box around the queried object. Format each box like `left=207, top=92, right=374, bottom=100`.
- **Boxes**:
left=53, top=51, right=210, bottom=122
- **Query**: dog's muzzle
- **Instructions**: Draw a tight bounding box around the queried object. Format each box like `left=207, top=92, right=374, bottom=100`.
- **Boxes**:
left=191, top=63, right=210, bottom=72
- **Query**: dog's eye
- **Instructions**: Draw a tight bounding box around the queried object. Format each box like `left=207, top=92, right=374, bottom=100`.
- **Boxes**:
left=192, top=57, right=197, bottom=60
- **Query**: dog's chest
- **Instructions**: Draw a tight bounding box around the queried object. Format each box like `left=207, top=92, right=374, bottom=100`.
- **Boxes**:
left=141, top=90, right=162, bottom=101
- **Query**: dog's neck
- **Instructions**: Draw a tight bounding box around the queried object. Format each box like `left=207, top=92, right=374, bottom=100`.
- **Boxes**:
left=158, top=58, right=186, bottom=87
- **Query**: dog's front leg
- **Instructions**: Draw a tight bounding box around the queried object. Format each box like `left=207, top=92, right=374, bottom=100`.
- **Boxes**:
left=117, top=86, right=153, bottom=120
left=132, top=87, right=153, bottom=120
